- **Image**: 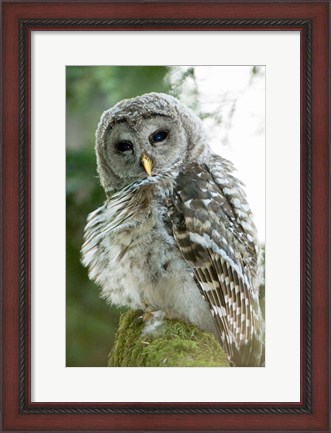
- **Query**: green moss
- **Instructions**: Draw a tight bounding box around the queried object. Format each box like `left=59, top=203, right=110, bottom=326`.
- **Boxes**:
left=108, top=310, right=230, bottom=367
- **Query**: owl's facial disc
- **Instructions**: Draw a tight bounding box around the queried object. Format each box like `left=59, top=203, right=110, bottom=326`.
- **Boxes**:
left=102, top=114, right=187, bottom=191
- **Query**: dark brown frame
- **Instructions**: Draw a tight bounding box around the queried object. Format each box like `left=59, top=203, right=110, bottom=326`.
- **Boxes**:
left=2, top=1, right=329, bottom=432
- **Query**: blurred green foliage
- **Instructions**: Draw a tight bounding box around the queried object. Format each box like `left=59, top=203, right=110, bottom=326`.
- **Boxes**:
left=66, top=67, right=171, bottom=366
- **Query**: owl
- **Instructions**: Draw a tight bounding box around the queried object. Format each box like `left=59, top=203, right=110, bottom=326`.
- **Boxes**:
left=81, top=92, right=264, bottom=367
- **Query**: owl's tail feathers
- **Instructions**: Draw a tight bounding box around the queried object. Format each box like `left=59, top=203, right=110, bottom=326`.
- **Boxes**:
left=230, top=334, right=265, bottom=367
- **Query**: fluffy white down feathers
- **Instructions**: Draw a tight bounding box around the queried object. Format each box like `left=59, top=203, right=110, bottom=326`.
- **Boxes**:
left=81, top=92, right=265, bottom=366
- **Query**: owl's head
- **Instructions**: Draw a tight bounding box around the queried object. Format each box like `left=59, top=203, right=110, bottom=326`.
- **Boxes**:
left=95, top=92, right=209, bottom=194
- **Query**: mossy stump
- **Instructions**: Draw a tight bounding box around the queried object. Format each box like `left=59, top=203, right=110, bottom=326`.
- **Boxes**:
left=108, top=310, right=230, bottom=367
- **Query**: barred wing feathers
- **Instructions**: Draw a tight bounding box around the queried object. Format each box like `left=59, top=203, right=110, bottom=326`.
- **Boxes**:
left=170, top=160, right=263, bottom=366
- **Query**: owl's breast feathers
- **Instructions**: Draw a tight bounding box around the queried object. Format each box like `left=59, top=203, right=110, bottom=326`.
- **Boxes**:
left=168, top=159, right=264, bottom=366
left=81, top=173, right=173, bottom=284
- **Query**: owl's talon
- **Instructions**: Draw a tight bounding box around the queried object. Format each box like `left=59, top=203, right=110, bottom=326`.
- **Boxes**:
left=142, top=311, right=154, bottom=322
left=141, top=310, right=165, bottom=337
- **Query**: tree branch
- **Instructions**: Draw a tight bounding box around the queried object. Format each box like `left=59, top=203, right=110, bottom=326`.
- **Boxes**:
left=108, top=310, right=230, bottom=367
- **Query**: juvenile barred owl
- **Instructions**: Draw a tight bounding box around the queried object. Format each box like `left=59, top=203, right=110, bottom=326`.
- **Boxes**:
left=81, top=92, right=264, bottom=367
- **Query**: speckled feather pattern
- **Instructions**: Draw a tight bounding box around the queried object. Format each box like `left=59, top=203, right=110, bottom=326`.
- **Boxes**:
left=81, top=92, right=264, bottom=366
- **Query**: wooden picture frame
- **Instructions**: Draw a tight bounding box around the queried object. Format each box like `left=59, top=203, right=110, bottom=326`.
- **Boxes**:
left=2, top=1, right=329, bottom=431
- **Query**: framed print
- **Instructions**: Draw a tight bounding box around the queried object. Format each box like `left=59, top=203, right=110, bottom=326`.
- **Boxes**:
left=1, top=1, right=329, bottom=432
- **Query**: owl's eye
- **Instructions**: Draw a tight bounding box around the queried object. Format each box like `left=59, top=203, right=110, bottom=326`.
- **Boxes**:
left=150, top=129, right=168, bottom=144
left=116, top=140, right=133, bottom=152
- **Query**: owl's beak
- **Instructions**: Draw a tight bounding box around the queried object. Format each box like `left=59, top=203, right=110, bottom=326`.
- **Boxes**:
left=141, top=154, right=153, bottom=176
